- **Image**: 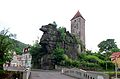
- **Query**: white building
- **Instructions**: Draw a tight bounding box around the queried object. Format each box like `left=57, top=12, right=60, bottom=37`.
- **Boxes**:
left=10, top=47, right=32, bottom=68
left=21, top=52, right=32, bottom=68
left=10, top=52, right=22, bottom=67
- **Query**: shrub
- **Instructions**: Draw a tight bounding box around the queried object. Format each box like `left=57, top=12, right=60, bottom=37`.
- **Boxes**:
left=72, top=60, right=80, bottom=67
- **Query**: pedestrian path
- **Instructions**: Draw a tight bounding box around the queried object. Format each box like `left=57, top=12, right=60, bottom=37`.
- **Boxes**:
left=30, top=70, right=76, bottom=79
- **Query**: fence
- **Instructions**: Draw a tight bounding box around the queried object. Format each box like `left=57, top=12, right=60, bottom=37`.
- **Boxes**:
left=62, top=68, right=109, bottom=79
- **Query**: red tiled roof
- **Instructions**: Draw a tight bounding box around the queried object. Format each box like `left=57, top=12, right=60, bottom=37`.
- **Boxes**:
left=110, top=52, right=120, bottom=61
left=71, top=10, right=85, bottom=21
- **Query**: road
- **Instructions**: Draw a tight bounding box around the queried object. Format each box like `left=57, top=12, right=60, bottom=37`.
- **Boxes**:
left=30, top=70, right=76, bottom=79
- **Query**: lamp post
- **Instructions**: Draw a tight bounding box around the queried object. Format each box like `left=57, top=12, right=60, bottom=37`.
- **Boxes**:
left=115, top=57, right=118, bottom=79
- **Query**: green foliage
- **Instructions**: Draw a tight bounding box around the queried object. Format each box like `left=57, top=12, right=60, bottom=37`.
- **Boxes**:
left=85, top=55, right=104, bottom=64
left=98, top=39, right=118, bottom=53
left=61, top=54, right=80, bottom=68
left=86, top=49, right=92, bottom=55
left=62, top=57, right=73, bottom=67
left=78, top=51, right=103, bottom=70
left=0, top=29, right=15, bottom=52
left=98, top=39, right=118, bottom=70
left=52, top=45, right=64, bottom=65
left=0, top=29, right=16, bottom=71
left=110, top=48, right=120, bottom=52
left=13, top=40, right=29, bottom=55
left=52, top=42, right=80, bottom=67
left=93, top=53, right=106, bottom=60
left=100, top=61, right=114, bottom=70
left=78, top=53, right=86, bottom=61
left=72, top=60, right=80, bottom=67
left=29, top=40, right=44, bottom=68
left=86, top=63, right=100, bottom=68
left=77, top=52, right=115, bottom=71
left=58, top=27, right=66, bottom=41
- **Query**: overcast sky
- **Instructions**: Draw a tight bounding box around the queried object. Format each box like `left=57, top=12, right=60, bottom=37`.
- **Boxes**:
left=0, top=0, right=120, bottom=51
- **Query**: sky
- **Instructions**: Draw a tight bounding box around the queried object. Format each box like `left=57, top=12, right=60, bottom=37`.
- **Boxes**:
left=0, top=0, right=120, bottom=51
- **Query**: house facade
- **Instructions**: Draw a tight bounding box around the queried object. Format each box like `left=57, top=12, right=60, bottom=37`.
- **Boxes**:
left=10, top=47, right=32, bottom=68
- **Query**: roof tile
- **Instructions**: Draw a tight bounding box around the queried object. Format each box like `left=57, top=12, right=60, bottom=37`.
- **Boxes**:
left=71, top=10, right=85, bottom=20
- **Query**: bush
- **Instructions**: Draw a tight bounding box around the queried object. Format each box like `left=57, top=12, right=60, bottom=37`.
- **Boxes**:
left=0, top=71, right=23, bottom=79
left=85, top=55, right=104, bottom=64
left=100, top=61, right=114, bottom=70
left=64, top=58, right=73, bottom=67
left=52, top=46, right=64, bottom=65
left=79, top=61, right=103, bottom=71
left=72, top=60, right=80, bottom=67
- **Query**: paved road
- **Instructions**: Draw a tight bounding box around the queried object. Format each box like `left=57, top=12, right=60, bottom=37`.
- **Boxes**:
left=30, top=70, right=76, bottom=79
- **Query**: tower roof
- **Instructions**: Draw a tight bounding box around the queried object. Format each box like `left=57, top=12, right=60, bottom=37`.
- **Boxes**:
left=71, top=11, right=85, bottom=21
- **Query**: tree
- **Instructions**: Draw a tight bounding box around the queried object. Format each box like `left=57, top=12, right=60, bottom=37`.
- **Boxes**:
left=0, top=29, right=16, bottom=71
left=98, top=39, right=118, bottom=70
left=98, top=39, right=118, bottom=54
left=52, top=44, right=64, bottom=65
left=29, top=40, right=44, bottom=68
left=110, top=48, right=120, bottom=52
left=58, top=27, right=66, bottom=41
left=13, top=40, right=29, bottom=55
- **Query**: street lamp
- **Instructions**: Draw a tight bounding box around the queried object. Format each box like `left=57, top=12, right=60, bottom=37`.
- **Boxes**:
left=115, top=57, right=118, bottom=79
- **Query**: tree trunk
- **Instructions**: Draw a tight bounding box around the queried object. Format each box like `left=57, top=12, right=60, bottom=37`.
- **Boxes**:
left=0, top=52, right=4, bottom=71
left=106, top=61, right=107, bottom=70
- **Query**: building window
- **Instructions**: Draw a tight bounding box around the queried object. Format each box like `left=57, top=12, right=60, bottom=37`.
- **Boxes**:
left=26, top=55, right=27, bottom=59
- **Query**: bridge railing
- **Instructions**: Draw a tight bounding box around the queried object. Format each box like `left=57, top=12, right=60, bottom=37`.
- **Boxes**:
left=62, top=68, right=109, bottom=79
left=23, top=68, right=31, bottom=79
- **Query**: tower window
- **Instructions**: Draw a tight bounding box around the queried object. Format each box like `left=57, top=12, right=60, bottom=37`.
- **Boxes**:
left=79, top=31, right=81, bottom=37
left=74, top=20, right=76, bottom=23
left=74, top=26, right=76, bottom=28
left=72, top=29, right=75, bottom=33
left=79, top=18, right=81, bottom=22
left=76, top=23, right=78, bottom=29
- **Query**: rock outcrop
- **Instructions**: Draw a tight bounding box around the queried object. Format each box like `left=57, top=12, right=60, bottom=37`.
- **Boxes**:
left=39, top=23, right=80, bottom=69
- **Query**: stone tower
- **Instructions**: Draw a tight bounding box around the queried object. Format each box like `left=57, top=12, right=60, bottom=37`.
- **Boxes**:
left=71, top=11, right=85, bottom=48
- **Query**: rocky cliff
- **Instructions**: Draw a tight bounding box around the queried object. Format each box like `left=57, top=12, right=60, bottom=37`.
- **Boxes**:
left=39, top=23, right=80, bottom=69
